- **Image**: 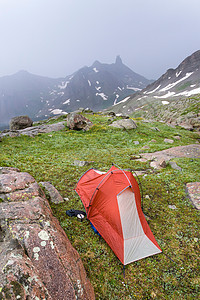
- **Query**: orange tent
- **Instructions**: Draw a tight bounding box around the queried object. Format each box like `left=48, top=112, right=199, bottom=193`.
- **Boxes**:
left=76, top=165, right=161, bottom=265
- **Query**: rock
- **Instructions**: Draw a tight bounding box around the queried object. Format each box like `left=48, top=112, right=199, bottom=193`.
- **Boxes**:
left=140, top=144, right=200, bottom=160
left=20, top=122, right=66, bottom=136
left=167, top=122, right=176, bottom=128
left=173, top=135, right=181, bottom=140
left=169, top=161, right=182, bottom=171
left=120, top=115, right=130, bottom=119
left=141, top=145, right=150, bottom=150
left=66, top=113, right=93, bottom=131
left=150, top=158, right=167, bottom=169
left=10, top=115, right=33, bottom=130
left=193, top=123, right=200, bottom=130
left=130, top=155, right=141, bottom=160
left=82, top=108, right=93, bottom=113
left=73, top=160, right=89, bottom=167
left=137, top=158, right=148, bottom=162
left=109, top=119, right=137, bottom=129
left=0, top=167, right=20, bottom=174
left=132, top=170, right=146, bottom=176
left=133, top=141, right=140, bottom=145
left=168, top=205, right=177, bottom=210
left=0, top=122, right=66, bottom=138
left=9, top=131, right=20, bottom=137
left=64, top=197, right=70, bottom=202
left=115, top=114, right=129, bottom=119
left=150, top=139, right=157, bottom=143
left=179, top=122, right=194, bottom=131
left=150, top=127, right=160, bottom=132
left=0, top=167, right=95, bottom=299
left=164, top=138, right=174, bottom=144
left=107, top=111, right=116, bottom=117
left=186, top=182, right=200, bottom=210
left=40, top=182, right=64, bottom=204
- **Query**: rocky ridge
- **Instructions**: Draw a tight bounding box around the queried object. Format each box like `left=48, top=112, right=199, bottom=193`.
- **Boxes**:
left=0, top=56, right=152, bottom=130
left=109, top=50, right=200, bottom=117
left=130, top=96, right=200, bottom=131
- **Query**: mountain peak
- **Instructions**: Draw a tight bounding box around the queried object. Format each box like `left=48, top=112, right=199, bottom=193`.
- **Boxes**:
left=92, top=60, right=101, bottom=68
left=16, top=70, right=29, bottom=75
left=115, top=55, right=123, bottom=65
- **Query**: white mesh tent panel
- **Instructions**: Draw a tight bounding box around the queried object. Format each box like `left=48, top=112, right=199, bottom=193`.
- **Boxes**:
left=117, top=188, right=161, bottom=265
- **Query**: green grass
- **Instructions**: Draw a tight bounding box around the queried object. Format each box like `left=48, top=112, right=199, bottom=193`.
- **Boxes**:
left=0, top=114, right=199, bottom=299
left=176, top=81, right=191, bottom=91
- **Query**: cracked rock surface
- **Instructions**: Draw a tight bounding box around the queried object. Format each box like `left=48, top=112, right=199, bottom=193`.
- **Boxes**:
left=0, top=167, right=94, bottom=300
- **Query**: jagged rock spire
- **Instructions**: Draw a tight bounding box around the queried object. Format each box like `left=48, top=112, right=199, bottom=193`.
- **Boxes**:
left=115, top=55, right=123, bottom=65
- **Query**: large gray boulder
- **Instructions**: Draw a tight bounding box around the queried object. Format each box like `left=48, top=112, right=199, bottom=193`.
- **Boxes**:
left=66, top=113, right=93, bottom=131
left=1, top=122, right=66, bottom=138
left=109, top=118, right=137, bottom=129
left=9, top=115, right=33, bottom=130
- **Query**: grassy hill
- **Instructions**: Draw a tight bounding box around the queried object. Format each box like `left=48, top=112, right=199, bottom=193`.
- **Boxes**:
left=0, top=113, right=199, bottom=299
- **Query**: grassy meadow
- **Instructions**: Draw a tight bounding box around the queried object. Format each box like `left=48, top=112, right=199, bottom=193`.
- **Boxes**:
left=0, top=114, right=199, bottom=299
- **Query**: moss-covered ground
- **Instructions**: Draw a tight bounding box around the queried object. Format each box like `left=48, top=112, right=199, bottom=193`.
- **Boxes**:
left=0, top=114, right=199, bottom=299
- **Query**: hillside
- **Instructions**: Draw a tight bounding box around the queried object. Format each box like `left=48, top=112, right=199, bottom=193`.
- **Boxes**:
left=110, top=50, right=200, bottom=116
left=0, top=57, right=152, bottom=130
left=0, top=113, right=199, bottom=299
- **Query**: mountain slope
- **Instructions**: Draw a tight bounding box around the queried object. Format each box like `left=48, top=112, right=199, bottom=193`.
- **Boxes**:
left=36, top=56, right=152, bottom=118
left=0, top=57, right=152, bottom=129
left=110, top=50, right=200, bottom=115
left=0, top=71, right=60, bottom=129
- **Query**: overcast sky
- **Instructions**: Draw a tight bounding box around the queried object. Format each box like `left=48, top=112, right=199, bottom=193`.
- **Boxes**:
left=0, top=0, right=200, bottom=80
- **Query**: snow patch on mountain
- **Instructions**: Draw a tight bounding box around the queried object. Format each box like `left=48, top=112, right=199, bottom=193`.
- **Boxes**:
left=162, top=101, right=169, bottom=105
left=58, top=81, right=69, bottom=89
left=176, top=70, right=182, bottom=77
left=114, top=94, right=119, bottom=105
left=174, top=87, right=200, bottom=97
left=126, top=86, right=142, bottom=91
left=51, top=109, right=63, bottom=115
left=154, top=91, right=175, bottom=99
left=96, top=92, right=108, bottom=100
left=95, top=86, right=101, bottom=91
left=93, top=68, right=99, bottom=73
left=63, top=99, right=70, bottom=105
left=146, top=85, right=161, bottom=94
left=114, top=96, right=130, bottom=105
left=160, top=72, right=193, bottom=92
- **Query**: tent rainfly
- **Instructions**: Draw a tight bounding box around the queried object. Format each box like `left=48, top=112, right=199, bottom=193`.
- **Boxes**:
left=76, top=165, right=162, bottom=265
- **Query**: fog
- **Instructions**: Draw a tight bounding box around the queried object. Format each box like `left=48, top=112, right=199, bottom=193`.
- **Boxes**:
left=0, top=0, right=200, bottom=80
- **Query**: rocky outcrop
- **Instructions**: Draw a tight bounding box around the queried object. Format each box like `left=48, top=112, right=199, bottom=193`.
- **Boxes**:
left=9, top=115, right=33, bottom=130
left=0, top=167, right=95, bottom=300
left=0, top=121, right=66, bottom=138
left=186, top=182, right=200, bottom=210
left=40, top=181, right=64, bottom=204
left=66, top=113, right=93, bottom=131
left=137, top=144, right=200, bottom=170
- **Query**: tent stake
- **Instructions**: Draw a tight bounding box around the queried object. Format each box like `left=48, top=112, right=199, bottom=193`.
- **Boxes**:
left=123, top=265, right=125, bottom=278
